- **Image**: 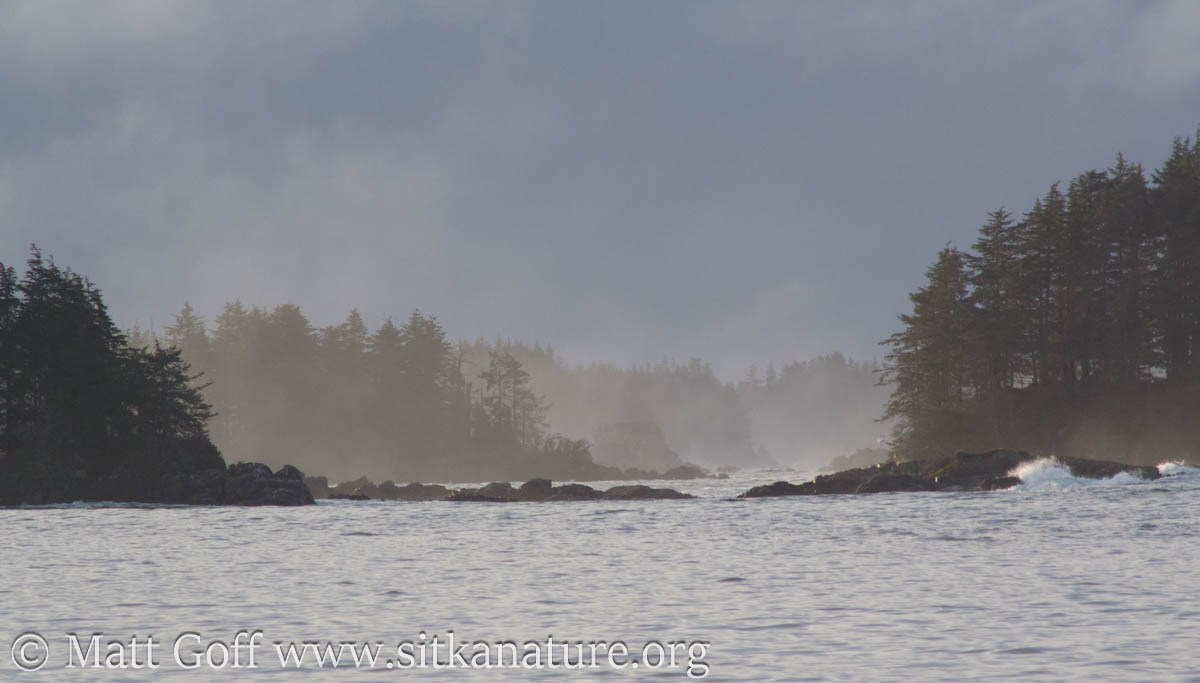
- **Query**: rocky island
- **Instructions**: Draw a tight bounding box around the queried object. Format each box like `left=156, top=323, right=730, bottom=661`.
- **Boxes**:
left=740, top=449, right=1161, bottom=497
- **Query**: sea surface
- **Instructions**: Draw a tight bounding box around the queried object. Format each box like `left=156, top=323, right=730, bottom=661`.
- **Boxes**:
left=3, top=460, right=1200, bottom=681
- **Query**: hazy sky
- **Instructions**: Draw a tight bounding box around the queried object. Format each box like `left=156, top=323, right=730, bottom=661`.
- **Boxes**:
left=2, top=1, right=1199, bottom=378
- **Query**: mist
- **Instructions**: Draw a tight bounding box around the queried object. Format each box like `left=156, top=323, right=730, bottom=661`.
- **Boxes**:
left=5, top=2, right=1200, bottom=381
left=135, top=303, right=884, bottom=482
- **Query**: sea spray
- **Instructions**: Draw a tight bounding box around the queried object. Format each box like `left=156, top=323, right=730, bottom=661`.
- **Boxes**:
left=1008, top=458, right=1148, bottom=491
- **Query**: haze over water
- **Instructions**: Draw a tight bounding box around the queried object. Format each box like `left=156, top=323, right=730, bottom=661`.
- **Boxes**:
left=4, top=463, right=1199, bottom=680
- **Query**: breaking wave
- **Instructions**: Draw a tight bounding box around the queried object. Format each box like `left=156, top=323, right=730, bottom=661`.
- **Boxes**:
left=1157, top=462, right=1200, bottom=478
left=1007, top=458, right=1200, bottom=491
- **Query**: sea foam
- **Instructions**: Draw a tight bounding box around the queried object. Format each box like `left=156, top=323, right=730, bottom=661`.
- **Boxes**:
left=1008, top=458, right=1147, bottom=491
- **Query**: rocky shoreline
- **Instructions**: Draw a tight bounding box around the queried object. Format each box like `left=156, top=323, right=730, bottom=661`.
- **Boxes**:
left=739, top=450, right=1161, bottom=498
left=5, top=449, right=1170, bottom=507
left=0, top=461, right=316, bottom=507
left=305, top=475, right=694, bottom=502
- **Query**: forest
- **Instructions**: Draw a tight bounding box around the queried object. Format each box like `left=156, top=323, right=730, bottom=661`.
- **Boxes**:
left=0, top=249, right=222, bottom=504
left=137, top=304, right=885, bottom=483
left=882, top=131, right=1200, bottom=465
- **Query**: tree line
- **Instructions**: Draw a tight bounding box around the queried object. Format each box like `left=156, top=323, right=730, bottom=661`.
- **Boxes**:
left=150, top=304, right=607, bottom=482
left=0, top=249, right=220, bottom=504
left=881, top=131, right=1200, bottom=464
left=146, top=301, right=888, bottom=480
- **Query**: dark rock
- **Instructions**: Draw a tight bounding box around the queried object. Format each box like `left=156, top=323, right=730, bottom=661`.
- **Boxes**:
left=222, top=461, right=315, bottom=506
left=738, top=449, right=1162, bottom=498
left=274, top=465, right=304, bottom=481
left=329, top=493, right=370, bottom=501
left=446, top=482, right=519, bottom=502
left=603, top=485, right=693, bottom=500
left=331, top=476, right=370, bottom=496
left=546, top=483, right=602, bottom=501
left=923, top=450, right=1035, bottom=488
left=393, top=482, right=451, bottom=501
left=331, top=476, right=381, bottom=500
left=377, top=481, right=401, bottom=499
left=979, top=476, right=1021, bottom=490
left=518, top=478, right=554, bottom=501
left=854, top=473, right=937, bottom=494
left=740, top=480, right=815, bottom=498
left=1060, top=457, right=1160, bottom=481
left=478, top=482, right=518, bottom=500
left=228, top=462, right=274, bottom=479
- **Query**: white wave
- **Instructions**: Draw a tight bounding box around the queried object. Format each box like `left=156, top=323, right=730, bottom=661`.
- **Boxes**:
left=1157, top=461, right=1200, bottom=478
left=1008, top=458, right=1147, bottom=491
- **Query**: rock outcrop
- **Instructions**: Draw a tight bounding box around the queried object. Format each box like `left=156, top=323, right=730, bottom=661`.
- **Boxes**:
left=77, top=462, right=316, bottom=506
left=740, top=449, right=1161, bottom=498
left=315, top=477, right=696, bottom=503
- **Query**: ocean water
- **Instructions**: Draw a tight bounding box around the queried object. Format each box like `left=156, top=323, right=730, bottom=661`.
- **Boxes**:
left=3, top=461, right=1200, bottom=681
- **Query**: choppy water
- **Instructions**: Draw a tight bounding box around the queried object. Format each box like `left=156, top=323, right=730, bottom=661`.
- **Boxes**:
left=3, top=461, right=1200, bottom=681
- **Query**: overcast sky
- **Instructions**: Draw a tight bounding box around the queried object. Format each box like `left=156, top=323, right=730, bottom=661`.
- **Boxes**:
left=2, top=1, right=1199, bottom=378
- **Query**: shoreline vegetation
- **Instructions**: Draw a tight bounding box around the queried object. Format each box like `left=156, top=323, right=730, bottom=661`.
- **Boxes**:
left=879, top=130, right=1200, bottom=466
left=0, top=249, right=313, bottom=506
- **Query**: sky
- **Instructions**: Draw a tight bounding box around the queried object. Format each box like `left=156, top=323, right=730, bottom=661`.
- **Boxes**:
left=2, top=0, right=1199, bottom=379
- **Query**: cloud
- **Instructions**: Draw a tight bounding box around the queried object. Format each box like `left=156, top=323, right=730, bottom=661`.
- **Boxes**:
left=1123, top=0, right=1200, bottom=92
left=1, top=1, right=1198, bottom=377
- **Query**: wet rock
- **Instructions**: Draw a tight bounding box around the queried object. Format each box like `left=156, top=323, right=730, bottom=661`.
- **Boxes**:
left=740, top=480, right=815, bottom=497
left=854, top=473, right=937, bottom=494
left=546, top=483, right=602, bottom=501
left=446, top=482, right=519, bottom=502
left=517, top=478, right=554, bottom=502
left=1060, top=457, right=1160, bottom=481
left=923, top=450, right=1035, bottom=488
left=331, top=476, right=381, bottom=500
left=222, top=462, right=316, bottom=506
left=391, top=482, right=451, bottom=501
left=979, top=476, right=1021, bottom=490
left=603, top=485, right=694, bottom=500
left=738, top=449, right=1162, bottom=498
